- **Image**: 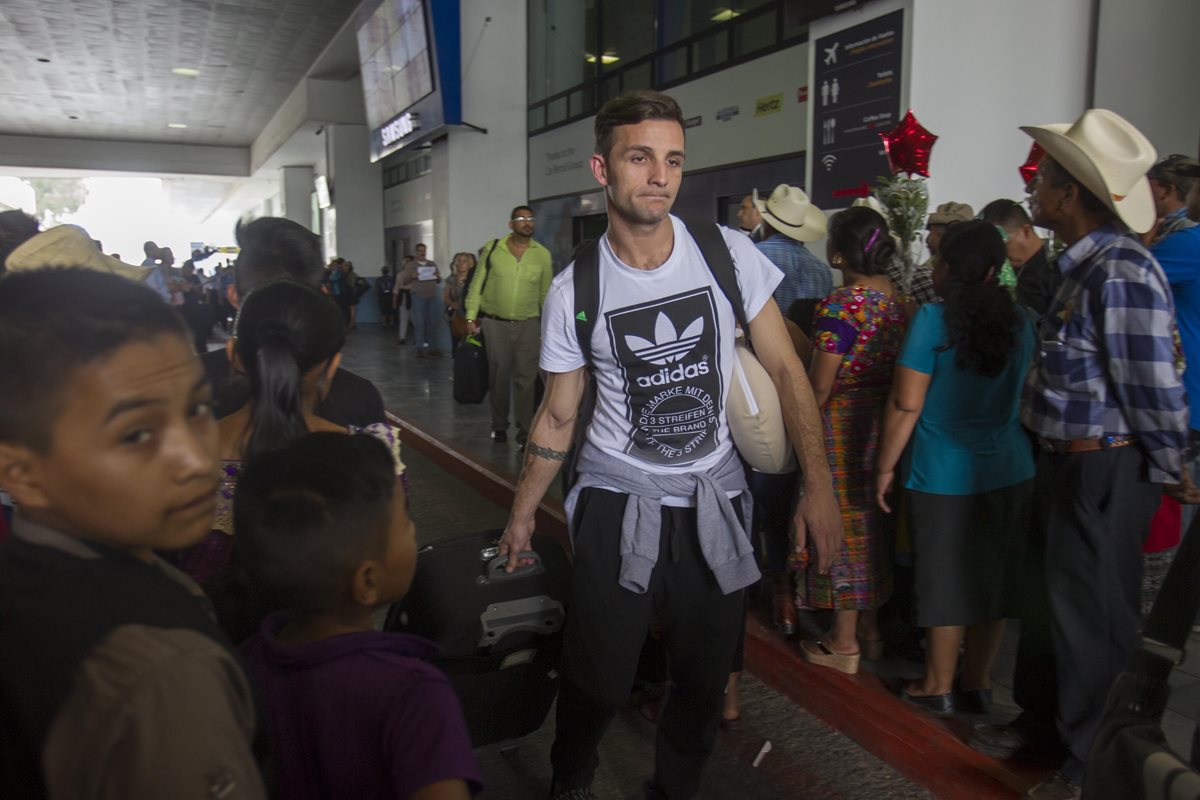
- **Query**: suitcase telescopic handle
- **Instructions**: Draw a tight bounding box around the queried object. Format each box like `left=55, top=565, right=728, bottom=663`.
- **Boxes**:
left=482, top=552, right=544, bottom=582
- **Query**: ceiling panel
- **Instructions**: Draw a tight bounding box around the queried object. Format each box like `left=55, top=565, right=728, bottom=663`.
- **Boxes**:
left=0, top=0, right=361, bottom=147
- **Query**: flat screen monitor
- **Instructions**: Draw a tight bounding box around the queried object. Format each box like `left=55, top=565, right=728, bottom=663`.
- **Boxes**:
left=356, top=0, right=435, bottom=132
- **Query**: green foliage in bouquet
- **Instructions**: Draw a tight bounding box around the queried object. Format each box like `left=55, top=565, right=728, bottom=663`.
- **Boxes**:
left=873, top=174, right=928, bottom=272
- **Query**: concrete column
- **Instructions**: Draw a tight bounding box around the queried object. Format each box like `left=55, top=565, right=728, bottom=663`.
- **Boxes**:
left=280, top=165, right=315, bottom=231
left=326, top=124, right=385, bottom=276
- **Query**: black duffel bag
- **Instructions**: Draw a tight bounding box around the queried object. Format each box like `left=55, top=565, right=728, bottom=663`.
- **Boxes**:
left=453, top=333, right=488, bottom=404
left=1084, top=511, right=1200, bottom=798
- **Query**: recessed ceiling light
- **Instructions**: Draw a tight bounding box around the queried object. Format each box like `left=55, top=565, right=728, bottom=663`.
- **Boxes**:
left=710, top=8, right=742, bottom=21
left=584, top=52, right=620, bottom=65
left=36, top=57, right=50, bottom=63
left=167, top=123, right=188, bottom=129
left=171, top=67, right=201, bottom=77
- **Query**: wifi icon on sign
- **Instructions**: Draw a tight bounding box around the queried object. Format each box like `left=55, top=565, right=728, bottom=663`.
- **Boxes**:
left=821, top=154, right=838, bottom=172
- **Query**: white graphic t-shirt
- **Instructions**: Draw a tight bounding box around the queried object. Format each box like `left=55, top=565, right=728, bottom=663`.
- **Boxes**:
left=541, top=215, right=782, bottom=478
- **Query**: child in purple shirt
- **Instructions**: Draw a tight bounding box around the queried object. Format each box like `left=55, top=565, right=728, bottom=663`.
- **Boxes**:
left=237, top=432, right=482, bottom=799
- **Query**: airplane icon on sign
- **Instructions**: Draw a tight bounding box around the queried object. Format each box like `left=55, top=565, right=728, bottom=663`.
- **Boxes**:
left=824, top=42, right=839, bottom=65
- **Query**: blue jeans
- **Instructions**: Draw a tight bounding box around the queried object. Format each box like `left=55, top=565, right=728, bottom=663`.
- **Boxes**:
left=409, top=293, right=443, bottom=350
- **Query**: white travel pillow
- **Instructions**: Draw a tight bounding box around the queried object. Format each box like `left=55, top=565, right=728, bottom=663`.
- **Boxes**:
left=727, top=336, right=797, bottom=474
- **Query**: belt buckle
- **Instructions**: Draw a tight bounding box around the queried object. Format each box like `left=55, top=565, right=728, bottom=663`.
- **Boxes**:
left=1039, top=437, right=1067, bottom=454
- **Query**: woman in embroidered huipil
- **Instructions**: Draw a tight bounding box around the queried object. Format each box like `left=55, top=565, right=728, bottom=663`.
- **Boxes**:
left=797, top=206, right=908, bottom=674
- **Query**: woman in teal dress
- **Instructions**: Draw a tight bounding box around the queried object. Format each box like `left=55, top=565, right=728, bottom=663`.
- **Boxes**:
left=875, top=220, right=1035, bottom=717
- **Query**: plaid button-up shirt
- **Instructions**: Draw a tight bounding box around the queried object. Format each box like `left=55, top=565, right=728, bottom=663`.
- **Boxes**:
left=755, top=234, right=832, bottom=313
left=1022, top=221, right=1188, bottom=483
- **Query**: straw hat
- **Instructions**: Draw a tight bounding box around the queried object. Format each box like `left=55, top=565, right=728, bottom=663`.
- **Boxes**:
left=753, top=184, right=827, bottom=243
left=1020, top=108, right=1156, bottom=233
left=5, top=225, right=154, bottom=282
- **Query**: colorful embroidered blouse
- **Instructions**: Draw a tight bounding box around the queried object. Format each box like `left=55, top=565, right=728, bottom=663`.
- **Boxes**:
left=812, top=286, right=908, bottom=389
left=168, top=423, right=407, bottom=587
left=214, top=423, right=406, bottom=535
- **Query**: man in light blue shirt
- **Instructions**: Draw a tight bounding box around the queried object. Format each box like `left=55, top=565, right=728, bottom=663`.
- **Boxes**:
left=752, top=184, right=831, bottom=318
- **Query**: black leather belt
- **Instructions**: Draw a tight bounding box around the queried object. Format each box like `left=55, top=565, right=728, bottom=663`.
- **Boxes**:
left=480, top=312, right=535, bottom=323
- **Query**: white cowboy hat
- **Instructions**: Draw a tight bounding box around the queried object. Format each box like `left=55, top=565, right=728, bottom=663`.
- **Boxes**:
left=4, top=224, right=154, bottom=282
left=1020, top=108, right=1157, bottom=233
left=753, top=184, right=827, bottom=243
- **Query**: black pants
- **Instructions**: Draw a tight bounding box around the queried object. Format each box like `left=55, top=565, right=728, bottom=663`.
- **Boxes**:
left=1010, top=499, right=1061, bottom=749
left=1037, top=446, right=1161, bottom=780
left=551, top=489, right=745, bottom=799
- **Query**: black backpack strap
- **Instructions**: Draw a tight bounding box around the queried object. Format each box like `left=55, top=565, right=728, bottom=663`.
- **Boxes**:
left=571, top=238, right=601, bottom=366
left=683, top=219, right=751, bottom=347
left=562, top=238, right=601, bottom=496
left=467, top=239, right=501, bottom=302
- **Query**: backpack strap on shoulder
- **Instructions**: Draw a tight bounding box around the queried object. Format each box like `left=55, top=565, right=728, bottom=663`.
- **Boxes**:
left=571, top=238, right=602, bottom=367
left=683, top=219, right=751, bottom=346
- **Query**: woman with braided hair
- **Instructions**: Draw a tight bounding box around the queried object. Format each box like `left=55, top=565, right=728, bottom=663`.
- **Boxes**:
left=797, top=206, right=908, bottom=674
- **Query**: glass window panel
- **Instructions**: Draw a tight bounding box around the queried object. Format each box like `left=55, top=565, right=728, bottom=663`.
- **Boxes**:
left=691, top=29, right=728, bottom=73
left=622, top=60, right=652, bottom=92
left=599, top=0, right=655, bottom=71
left=547, top=95, right=568, bottom=126
left=656, top=44, right=688, bottom=84
left=529, top=105, right=546, bottom=133
left=599, top=73, right=622, bottom=104
left=569, top=88, right=588, bottom=117
left=658, top=0, right=771, bottom=47
left=732, top=8, right=776, bottom=58
left=528, top=0, right=593, bottom=104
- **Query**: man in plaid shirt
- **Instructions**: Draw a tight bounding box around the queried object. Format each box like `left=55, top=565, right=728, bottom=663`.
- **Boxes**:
left=1016, top=110, right=1188, bottom=800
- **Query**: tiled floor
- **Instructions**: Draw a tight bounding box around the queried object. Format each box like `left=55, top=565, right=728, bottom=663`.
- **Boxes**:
left=339, top=323, right=1199, bottom=795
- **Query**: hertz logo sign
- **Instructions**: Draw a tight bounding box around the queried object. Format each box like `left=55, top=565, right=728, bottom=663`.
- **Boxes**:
left=755, top=93, right=783, bottom=117
left=381, top=112, right=420, bottom=147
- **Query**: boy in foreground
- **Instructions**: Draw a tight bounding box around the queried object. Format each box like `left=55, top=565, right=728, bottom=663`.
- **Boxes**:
left=236, top=432, right=481, bottom=800
left=0, top=268, right=265, bottom=798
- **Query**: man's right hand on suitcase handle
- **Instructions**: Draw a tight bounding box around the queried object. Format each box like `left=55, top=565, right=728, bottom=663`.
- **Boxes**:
left=499, top=518, right=538, bottom=572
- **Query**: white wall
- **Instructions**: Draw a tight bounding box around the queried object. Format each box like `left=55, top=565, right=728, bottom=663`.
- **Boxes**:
left=384, top=171, right=434, bottom=228
left=528, top=41, right=810, bottom=201
left=806, top=0, right=1093, bottom=217
left=280, top=165, right=314, bottom=230
left=1094, top=0, right=1200, bottom=158
left=905, top=0, right=1092, bottom=212
left=438, top=0, right=529, bottom=259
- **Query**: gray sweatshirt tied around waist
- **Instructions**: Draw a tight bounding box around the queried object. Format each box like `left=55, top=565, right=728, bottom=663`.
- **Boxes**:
left=564, top=442, right=759, bottom=596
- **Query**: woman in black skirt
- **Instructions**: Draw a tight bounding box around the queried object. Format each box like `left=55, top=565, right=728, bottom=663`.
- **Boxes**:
left=874, top=220, right=1036, bottom=717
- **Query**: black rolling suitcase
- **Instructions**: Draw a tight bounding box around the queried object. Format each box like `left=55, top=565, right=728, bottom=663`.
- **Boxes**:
left=385, top=529, right=570, bottom=748
left=453, top=335, right=488, bottom=404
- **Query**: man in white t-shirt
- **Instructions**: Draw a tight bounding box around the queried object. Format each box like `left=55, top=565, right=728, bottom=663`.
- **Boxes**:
left=498, top=90, right=841, bottom=800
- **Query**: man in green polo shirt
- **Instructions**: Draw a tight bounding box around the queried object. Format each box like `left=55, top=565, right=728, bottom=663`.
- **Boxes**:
left=466, top=204, right=554, bottom=445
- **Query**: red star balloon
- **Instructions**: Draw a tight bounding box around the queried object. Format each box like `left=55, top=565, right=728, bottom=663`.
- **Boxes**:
left=1019, top=142, right=1045, bottom=187
left=879, top=109, right=938, bottom=177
